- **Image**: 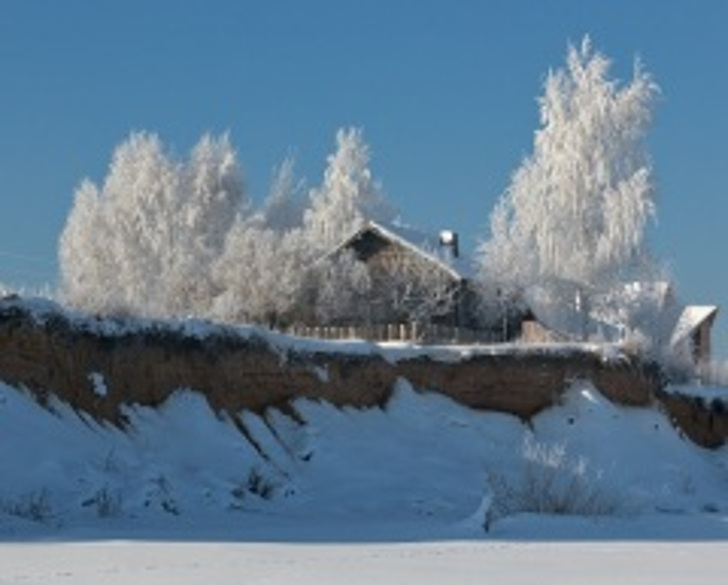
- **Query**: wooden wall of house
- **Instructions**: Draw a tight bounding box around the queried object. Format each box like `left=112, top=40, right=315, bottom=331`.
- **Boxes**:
left=343, top=231, right=472, bottom=328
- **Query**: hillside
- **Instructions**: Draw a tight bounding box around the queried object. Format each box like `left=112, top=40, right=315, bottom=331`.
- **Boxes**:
left=2, top=377, right=728, bottom=540
left=0, top=296, right=727, bottom=539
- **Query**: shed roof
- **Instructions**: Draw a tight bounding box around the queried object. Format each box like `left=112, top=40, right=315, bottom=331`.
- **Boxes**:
left=670, top=305, right=719, bottom=347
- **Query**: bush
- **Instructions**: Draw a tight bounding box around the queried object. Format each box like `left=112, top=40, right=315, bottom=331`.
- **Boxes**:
left=246, top=468, right=276, bottom=500
left=82, top=486, right=123, bottom=518
left=143, top=475, right=179, bottom=516
left=1, top=489, right=54, bottom=523
left=484, top=438, right=619, bottom=528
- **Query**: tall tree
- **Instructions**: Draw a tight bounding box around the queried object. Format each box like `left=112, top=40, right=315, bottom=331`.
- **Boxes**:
left=170, top=133, right=246, bottom=315
left=253, top=156, right=306, bottom=232
left=304, top=127, right=395, bottom=251
left=211, top=221, right=309, bottom=326
left=309, top=250, right=373, bottom=326
left=63, top=132, right=178, bottom=316
left=58, top=180, right=112, bottom=313
left=59, top=131, right=246, bottom=317
left=479, top=37, right=659, bottom=299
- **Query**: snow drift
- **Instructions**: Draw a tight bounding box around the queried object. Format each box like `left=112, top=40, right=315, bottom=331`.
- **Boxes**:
left=1, top=378, right=728, bottom=540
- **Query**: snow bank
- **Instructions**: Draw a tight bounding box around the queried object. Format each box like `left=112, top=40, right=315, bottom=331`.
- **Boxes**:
left=1, top=379, right=727, bottom=541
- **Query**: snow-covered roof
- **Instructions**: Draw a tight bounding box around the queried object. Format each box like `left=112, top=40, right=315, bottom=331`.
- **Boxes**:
left=670, top=305, right=719, bottom=348
left=337, top=220, right=474, bottom=281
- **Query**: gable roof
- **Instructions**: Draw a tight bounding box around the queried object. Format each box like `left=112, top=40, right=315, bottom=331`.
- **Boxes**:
left=335, top=220, right=474, bottom=281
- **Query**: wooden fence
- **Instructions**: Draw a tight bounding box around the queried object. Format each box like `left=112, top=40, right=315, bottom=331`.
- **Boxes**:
left=286, top=322, right=503, bottom=345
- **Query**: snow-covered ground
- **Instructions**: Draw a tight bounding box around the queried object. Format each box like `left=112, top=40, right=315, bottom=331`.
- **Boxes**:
left=1, top=378, right=728, bottom=582
left=2, top=539, right=727, bottom=585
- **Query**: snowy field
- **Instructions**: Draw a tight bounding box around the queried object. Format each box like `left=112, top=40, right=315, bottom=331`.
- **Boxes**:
left=1, top=378, right=728, bottom=583
left=2, top=539, right=727, bottom=585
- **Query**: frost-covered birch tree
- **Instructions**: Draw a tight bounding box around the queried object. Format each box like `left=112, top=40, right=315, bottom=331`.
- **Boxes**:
left=59, top=132, right=179, bottom=316
left=58, top=180, right=112, bottom=313
left=479, top=37, right=659, bottom=299
left=304, top=127, right=395, bottom=251
left=210, top=156, right=313, bottom=326
left=253, top=156, right=306, bottom=232
left=170, top=133, right=246, bottom=315
left=59, top=131, right=246, bottom=317
left=374, top=253, right=459, bottom=327
left=211, top=221, right=310, bottom=326
left=310, top=250, right=373, bottom=326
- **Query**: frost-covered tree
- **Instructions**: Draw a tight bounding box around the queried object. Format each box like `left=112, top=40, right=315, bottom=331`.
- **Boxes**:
left=373, top=252, right=460, bottom=327
left=61, top=132, right=179, bottom=316
left=170, top=133, right=246, bottom=315
left=59, top=131, right=246, bottom=317
left=252, top=156, right=306, bottom=232
left=61, top=127, right=409, bottom=329
left=58, top=180, right=114, bottom=313
left=304, top=127, right=395, bottom=251
left=211, top=220, right=311, bottom=326
left=479, top=37, right=659, bottom=299
left=309, top=250, right=373, bottom=326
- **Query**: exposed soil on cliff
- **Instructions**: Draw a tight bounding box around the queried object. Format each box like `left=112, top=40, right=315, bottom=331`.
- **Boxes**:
left=0, top=296, right=724, bottom=448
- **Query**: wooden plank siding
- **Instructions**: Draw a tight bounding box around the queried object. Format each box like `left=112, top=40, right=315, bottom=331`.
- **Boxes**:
left=341, top=227, right=477, bottom=329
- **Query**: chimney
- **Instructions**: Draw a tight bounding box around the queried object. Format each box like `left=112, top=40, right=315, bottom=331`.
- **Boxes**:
left=438, top=230, right=459, bottom=259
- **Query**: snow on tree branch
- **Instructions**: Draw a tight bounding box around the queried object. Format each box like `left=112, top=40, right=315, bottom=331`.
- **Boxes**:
left=304, top=128, right=396, bottom=252
left=59, top=132, right=247, bottom=318
left=479, top=36, right=659, bottom=295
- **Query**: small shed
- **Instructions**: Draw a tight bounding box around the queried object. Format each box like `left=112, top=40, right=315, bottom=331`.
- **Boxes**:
left=670, top=305, right=719, bottom=371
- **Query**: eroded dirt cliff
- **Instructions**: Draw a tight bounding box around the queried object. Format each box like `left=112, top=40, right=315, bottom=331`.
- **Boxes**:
left=0, top=296, right=723, bottom=447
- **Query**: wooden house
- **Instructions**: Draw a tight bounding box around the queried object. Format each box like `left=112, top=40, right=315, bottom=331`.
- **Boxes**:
left=300, top=221, right=498, bottom=343
left=299, top=222, right=720, bottom=361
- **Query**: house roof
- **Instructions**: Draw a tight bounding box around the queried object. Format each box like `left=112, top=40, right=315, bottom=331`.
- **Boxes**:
left=670, top=305, right=719, bottom=348
left=336, top=220, right=474, bottom=281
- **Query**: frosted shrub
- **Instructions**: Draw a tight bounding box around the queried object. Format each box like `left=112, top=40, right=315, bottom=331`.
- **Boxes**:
left=1, top=489, right=54, bottom=523
left=486, top=438, right=619, bottom=525
left=246, top=468, right=276, bottom=500
left=81, top=487, right=123, bottom=519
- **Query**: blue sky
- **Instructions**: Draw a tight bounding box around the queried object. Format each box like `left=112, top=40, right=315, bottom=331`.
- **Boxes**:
left=1, top=1, right=727, bottom=354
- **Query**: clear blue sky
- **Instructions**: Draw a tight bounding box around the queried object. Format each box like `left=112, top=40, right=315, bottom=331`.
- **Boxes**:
left=1, top=1, right=727, bottom=354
